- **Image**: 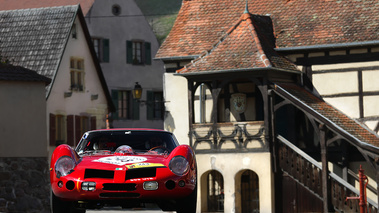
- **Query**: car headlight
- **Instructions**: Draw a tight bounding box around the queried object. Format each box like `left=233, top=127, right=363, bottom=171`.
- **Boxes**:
left=169, top=156, right=189, bottom=176
left=55, top=156, right=76, bottom=178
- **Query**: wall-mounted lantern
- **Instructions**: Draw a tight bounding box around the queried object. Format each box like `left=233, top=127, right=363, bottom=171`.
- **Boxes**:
left=132, top=82, right=143, bottom=100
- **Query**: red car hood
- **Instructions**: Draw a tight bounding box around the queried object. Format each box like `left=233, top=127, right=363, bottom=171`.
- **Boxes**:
left=76, top=153, right=169, bottom=171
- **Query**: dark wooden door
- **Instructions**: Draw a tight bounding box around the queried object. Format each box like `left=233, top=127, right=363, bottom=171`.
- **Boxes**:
left=282, top=175, right=323, bottom=213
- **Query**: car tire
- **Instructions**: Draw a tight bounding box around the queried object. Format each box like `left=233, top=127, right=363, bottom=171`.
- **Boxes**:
left=51, top=190, right=86, bottom=213
left=175, top=184, right=197, bottom=213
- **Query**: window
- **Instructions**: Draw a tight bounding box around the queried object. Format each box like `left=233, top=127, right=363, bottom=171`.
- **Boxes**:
left=194, top=83, right=212, bottom=123
left=80, top=116, right=90, bottom=136
left=111, top=90, right=139, bottom=120
left=112, top=4, right=121, bottom=16
left=126, top=40, right=151, bottom=65
left=147, top=91, right=164, bottom=120
left=56, top=115, right=66, bottom=146
left=92, top=38, right=110, bottom=63
left=71, top=23, right=77, bottom=39
left=70, top=58, right=84, bottom=91
left=207, top=171, right=224, bottom=212
left=50, top=114, right=96, bottom=147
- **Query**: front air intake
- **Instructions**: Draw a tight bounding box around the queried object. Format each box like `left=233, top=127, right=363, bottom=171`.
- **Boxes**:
left=125, top=168, right=156, bottom=180
left=84, top=169, right=114, bottom=179
left=103, top=183, right=137, bottom=191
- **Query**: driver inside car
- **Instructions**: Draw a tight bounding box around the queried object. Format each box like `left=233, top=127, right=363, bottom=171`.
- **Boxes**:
left=145, top=136, right=168, bottom=154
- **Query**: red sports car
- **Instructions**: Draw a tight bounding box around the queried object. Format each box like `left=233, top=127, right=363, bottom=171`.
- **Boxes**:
left=50, top=129, right=197, bottom=213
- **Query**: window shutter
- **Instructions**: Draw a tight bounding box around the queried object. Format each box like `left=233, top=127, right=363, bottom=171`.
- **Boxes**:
left=111, top=90, right=119, bottom=119
left=67, top=115, right=74, bottom=146
left=49, top=114, right=56, bottom=146
left=75, top=116, right=81, bottom=145
left=126, top=40, right=133, bottom=64
left=91, top=116, right=97, bottom=130
left=146, top=91, right=154, bottom=120
left=102, top=39, right=110, bottom=63
left=145, top=42, right=151, bottom=65
left=132, top=99, right=140, bottom=120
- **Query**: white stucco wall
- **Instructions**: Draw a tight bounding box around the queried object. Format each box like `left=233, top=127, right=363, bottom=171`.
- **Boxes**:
left=196, top=153, right=274, bottom=213
left=47, top=17, right=108, bottom=126
left=312, top=61, right=379, bottom=133
left=47, top=16, right=109, bottom=155
left=163, top=73, right=189, bottom=145
left=0, top=81, right=48, bottom=157
left=163, top=72, right=274, bottom=212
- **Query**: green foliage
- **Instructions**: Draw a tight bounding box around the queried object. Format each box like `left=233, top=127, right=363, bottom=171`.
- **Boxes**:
left=135, top=0, right=182, bottom=44
left=135, top=0, right=182, bottom=16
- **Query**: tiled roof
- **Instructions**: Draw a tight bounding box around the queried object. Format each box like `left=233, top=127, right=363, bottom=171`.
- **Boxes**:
left=178, top=12, right=299, bottom=74
left=0, top=63, right=51, bottom=84
left=275, top=83, right=379, bottom=149
left=156, top=0, right=379, bottom=59
left=0, top=0, right=94, bottom=15
left=0, top=5, right=78, bottom=93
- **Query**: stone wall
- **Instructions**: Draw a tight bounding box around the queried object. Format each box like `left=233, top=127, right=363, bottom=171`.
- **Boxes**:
left=0, top=157, right=50, bottom=213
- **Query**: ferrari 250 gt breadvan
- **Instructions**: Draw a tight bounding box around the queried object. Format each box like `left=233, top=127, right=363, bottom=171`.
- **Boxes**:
left=50, top=129, right=197, bottom=213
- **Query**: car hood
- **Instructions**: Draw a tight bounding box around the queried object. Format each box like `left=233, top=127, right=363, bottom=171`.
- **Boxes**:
left=76, top=153, right=169, bottom=171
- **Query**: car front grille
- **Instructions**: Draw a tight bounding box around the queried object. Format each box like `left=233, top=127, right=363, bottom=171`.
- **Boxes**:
left=103, top=183, right=136, bottom=191
left=84, top=168, right=156, bottom=180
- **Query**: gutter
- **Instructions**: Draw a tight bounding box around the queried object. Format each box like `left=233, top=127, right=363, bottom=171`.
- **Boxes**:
left=275, top=40, right=379, bottom=52
left=175, top=67, right=301, bottom=77
left=153, top=55, right=200, bottom=61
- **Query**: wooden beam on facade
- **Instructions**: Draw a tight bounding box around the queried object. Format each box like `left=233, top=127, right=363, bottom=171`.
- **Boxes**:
left=320, top=124, right=333, bottom=212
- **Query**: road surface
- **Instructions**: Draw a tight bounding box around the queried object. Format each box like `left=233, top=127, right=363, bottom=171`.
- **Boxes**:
left=87, top=206, right=173, bottom=213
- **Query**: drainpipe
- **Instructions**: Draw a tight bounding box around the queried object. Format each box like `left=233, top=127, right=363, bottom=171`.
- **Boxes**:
left=346, top=165, right=368, bottom=213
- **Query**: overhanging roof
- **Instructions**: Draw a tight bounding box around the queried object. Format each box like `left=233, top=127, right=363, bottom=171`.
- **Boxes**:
left=273, top=83, right=379, bottom=155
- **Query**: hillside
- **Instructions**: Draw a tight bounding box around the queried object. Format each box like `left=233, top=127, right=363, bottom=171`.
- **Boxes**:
left=135, top=0, right=182, bottom=44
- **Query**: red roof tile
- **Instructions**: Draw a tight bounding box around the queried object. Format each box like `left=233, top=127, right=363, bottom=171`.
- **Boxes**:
left=0, top=0, right=94, bottom=15
left=275, top=83, right=379, bottom=149
left=157, top=0, right=379, bottom=59
left=177, top=12, right=299, bottom=74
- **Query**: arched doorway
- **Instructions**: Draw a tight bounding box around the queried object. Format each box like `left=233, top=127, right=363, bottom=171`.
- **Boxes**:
left=236, top=170, right=259, bottom=213
left=202, top=170, right=224, bottom=212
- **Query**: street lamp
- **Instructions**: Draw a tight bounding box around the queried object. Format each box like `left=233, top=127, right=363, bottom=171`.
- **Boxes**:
left=132, top=82, right=142, bottom=100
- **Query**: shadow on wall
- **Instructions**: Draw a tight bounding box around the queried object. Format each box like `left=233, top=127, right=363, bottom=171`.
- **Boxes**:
left=164, top=111, right=175, bottom=133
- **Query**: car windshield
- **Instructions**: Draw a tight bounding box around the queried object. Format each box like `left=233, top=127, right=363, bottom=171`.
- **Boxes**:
left=75, top=130, right=178, bottom=155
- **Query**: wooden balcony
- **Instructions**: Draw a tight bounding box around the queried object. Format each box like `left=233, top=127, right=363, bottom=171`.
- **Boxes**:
left=190, top=121, right=266, bottom=153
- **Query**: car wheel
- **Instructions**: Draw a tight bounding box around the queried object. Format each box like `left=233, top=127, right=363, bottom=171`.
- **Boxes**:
left=51, top=190, right=70, bottom=213
left=50, top=190, right=86, bottom=213
left=175, top=185, right=197, bottom=213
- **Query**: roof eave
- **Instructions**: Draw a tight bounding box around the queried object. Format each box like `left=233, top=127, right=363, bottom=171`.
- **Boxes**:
left=273, top=83, right=379, bottom=155
left=175, top=67, right=301, bottom=77
left=154, top=55, right=200, bottom=62
left=276, top=40, right=379, bottom=53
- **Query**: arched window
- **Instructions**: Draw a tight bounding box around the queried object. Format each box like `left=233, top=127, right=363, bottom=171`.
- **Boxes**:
left=207, top=170, right=224, bottom=212
left=241, top=170, right=259, bottom=213
left=194, top=83, right=212, bottom=123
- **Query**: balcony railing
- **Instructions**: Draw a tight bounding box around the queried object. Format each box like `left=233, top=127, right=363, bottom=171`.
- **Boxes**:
left=190, top=121, right=266, bottom=153
left=278, top=135, right=378, bottom=212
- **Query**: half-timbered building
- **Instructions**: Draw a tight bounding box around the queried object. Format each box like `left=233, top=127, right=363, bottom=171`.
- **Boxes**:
left=156, top=0, right=379, bottom=212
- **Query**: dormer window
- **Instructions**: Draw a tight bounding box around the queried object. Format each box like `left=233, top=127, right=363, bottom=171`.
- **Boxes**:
left=112, top=4, right=121, bottom=16
left=71, top=23, right=77, bottom=39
